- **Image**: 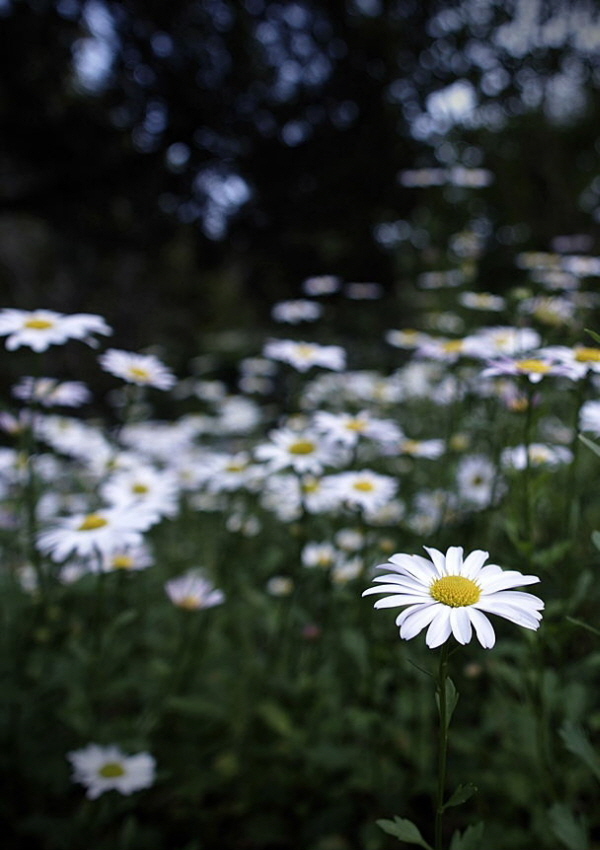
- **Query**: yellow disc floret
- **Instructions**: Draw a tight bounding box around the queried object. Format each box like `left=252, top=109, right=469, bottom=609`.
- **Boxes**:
left=515, top=358, right=551, bottom=374
left=128, top=366, right=151, bottom=382
left=289, top=440, right=316, bottom=455
left=98, top=762, right=125, bottom=778
left=575, top=347, right=600, bottom=363
left=430, top=575, right=481, bottom=607
left=78, top=513, right=109, bottom=531
left=24, top=318, right=54, bottom=330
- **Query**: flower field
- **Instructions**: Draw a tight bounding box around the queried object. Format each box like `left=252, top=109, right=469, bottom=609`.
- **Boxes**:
left=3, top=242, right=600, bottom=850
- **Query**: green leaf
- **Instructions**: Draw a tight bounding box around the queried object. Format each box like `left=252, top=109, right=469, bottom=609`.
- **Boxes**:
left=376, top=817, right=433, bottom=849
left=592, top=530, right=600, bottom=552
left=578, top=433, right=600, bottom=458
left=436, top=676, right=459, bottom=729
left=560, top=721, right=600, bottom=781
left=549, top=803, right=589, bottom=850
left=449, top=822, right=485, bottom=850
left=566, top=616, right=600, bottom=638
left=443, top=783, right=478, bottom=811
left=584, top=328, right=600, bottom=345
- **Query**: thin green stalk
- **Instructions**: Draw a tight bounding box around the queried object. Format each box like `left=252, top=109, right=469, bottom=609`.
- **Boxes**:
left=435, top=642, right=451, bottom=850
left=521, top=381, right=536, bottom=545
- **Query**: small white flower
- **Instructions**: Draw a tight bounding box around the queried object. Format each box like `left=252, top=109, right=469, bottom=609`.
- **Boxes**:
left=254, top=427, right=348, bottom=474
left=271, top=299, right=323, bottom=323
left=99, top=348, right=176, bottom=390
left=67, top=743, right=155, bottom=799
left=165, top=570, right=225, bottom=610
left=325, top=469, right=398, bottom=513
left=263, top=339, right=346, bottom=372
left=363, top=545, right=543, bottom=649
left=12, top=377, right=91, bottom=408
left=0, top=309, right=111, bottom=352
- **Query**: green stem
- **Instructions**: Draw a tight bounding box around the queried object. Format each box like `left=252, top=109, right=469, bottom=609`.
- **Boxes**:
left=434, top=642, right=451, bottom=850
left=521, top=381, right=535, bottom=545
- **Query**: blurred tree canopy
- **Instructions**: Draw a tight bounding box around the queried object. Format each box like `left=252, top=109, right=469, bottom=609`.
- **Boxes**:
left=0, top=0, right=599, bottom=361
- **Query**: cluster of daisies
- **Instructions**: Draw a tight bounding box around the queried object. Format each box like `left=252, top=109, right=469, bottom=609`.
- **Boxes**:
left=2, top=244, right=600, bottom=799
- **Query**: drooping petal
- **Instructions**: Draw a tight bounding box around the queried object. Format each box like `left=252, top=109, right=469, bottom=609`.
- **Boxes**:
left=425, top=606, right=452, bottom=648
left=468, top=607, right=496, bottom=648
left=368, top=574, right=431, bottom=594
left=389, top=553, right=438, bottom=581
left=373, top=593, right=434, bottom=608
left=475, top=598, right=543, bottom=629
left=450, top=606, right=473, bottom=644
left=479, top=571, right=541, bottom=594
left=398, top=603, right=441, bottom=640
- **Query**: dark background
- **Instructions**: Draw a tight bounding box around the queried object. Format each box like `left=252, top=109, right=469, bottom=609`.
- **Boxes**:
left=1, top=0, right=599, bottom=369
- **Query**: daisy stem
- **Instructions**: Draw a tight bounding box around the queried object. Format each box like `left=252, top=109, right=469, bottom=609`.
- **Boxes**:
left=434, top=641, right=451, bottom=850
left=521, top=382, right=535, bottom=545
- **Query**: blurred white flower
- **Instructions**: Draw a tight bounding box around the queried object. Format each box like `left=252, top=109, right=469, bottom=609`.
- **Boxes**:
left=271, top=299, right=323, bottom=323
left=37, top=506, right=155, bottom=562
left=165, top=570, right=225, bottom=610
left=99, top=348, right=176, bottom=390
left=67, top=744, right=155, bottom=799
left=263, top=339, right=346, bottom=372
left=12, top=377, right=91, bottom=408
left=0, top=309, right=111, bottom=352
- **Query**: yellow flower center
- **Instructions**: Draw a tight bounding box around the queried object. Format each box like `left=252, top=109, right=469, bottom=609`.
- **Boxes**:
left=353, top=479, right=375, bottom=492
left=575, top=347, right=600, bottom=363
left=177, top=595, right=199, bottom=610
left=24, top=318, right=54, bottom=330
left=515, top=358, right=551, bottom=374
left=132, top=483, right=149, bottom=494
left=295, top=344, right=316, bottom=359
left=430, top=575, right=481, bottom=607
left=401, top=439, right=421, bottom=454
left=442, top=340, right=464, bottom=353
left=77, top=513, right=109, bottom=531
left=129, top=366, right=151, bottom=381
left=301, top=479, right=320, bottom=493
left=98, top=762, right=125, bottom=778
left=111, top=555, right=134, bottom=570
left=225, top=462, right=246, bottom=473
left=346, top=418, right=368, bottom=432
left=289, top=440, right=316, bottom=455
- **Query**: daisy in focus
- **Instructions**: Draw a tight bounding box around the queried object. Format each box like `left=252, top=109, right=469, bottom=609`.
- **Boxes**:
left=363, top=545, right=543, bottom=649
left=99, top=348, right=176, bottom=390
left=67, top=743, right=155, bottom=799
left=0, top=308, right=111, bottom=351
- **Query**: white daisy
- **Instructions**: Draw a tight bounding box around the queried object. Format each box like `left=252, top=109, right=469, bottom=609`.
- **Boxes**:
left=313, top=410, right=402, bottom=448
left=12, top=377, right=91, bottom=408
left=263, top=339, right=346, bottom=372
left=456, top=455, right=499, bottom=508
left=100, top=466, right=180, bottom=519
left=501, top=443, right=573, bottom=469
left=324, top=469, right=398, bottom=513
left=37, top=506, right=155, bottom=562
left=0, top=309, right=111, bottom=352
left=363, top=545, right=543, bottom=649
left=271, top=299, right=323, bottom=323
left=67, top=743, right=155, bottom=799
left=99, top=348, right=176, bottom=390
left=165, top=570, right=225, bottom=610
left=254, top=427, right=347, bottom=474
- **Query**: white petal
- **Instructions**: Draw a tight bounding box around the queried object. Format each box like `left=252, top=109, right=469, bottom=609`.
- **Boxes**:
left=363, top=583, right=429, bottom=597
left=399, top=603, right=441, bottom=640
left=450, top=607, right=473, bottom=644
left=475, top=599, right=542, bottom=629
left=460, top=549, right=489, bottom=578
left=425, top=606, right=452, bottom=648
left=423, top=546, right=447, bottom=577
left=390, top=553, right=438, bottom=581
left=445, top=546, right=464, bottom=575
left=479, top=571, right=541, bottom=594
left=374, top=593, right=435, bottom=608
left=468, top=607, right=496, bottom=648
